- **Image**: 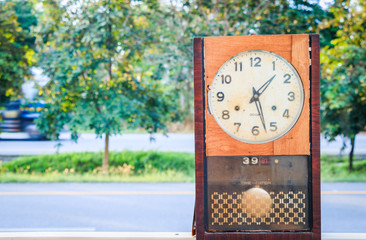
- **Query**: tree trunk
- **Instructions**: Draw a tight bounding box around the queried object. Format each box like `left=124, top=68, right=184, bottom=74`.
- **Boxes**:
left=102, top=133, right=109, bottom=175
left=349, top=135, right=356, bottom=171
left=103, top=11, right=112, bottom=175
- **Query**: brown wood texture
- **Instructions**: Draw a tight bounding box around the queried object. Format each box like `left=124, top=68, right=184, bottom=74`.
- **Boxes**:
left=194, top=34, right=320, bottom=240
left=193, top=37, right=205, bottom=240
left=273, top=35, right=310, bottom=155
left=310, top=34, right=321, bottom=240
left=204, top=35, right=310, bottom=156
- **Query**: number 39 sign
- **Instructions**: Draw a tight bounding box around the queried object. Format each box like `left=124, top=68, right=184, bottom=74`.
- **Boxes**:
left=193, top=34, right=321, bottom=240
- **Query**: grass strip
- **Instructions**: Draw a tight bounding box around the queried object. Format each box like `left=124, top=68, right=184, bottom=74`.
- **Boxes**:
left=321, top=155, right=366, bottom=182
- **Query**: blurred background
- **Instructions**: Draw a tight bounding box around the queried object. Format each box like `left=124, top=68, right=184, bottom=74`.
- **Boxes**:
left=0, top=0, right=365, bottom=234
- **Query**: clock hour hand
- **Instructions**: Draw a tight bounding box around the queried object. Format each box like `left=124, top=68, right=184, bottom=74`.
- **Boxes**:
left=249, top=74, right=276, bottom=103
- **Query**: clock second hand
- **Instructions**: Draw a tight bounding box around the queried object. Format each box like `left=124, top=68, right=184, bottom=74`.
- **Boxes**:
left=252, top=87, right=267, bottom=132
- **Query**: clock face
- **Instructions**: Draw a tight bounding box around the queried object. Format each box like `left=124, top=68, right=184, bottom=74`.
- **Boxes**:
left=208, top=50, right=304, bottom=144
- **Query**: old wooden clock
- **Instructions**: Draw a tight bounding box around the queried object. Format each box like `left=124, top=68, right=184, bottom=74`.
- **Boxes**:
left=193, top=34, right=320, bottom=240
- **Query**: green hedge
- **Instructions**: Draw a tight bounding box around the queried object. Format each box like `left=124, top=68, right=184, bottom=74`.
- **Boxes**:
left=321, top=155, right=366, bottom=182
left=0, top=151, right=194, bottom=175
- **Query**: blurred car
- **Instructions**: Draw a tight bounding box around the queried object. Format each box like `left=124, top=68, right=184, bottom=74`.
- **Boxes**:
left=1, top=100, right=46, bottom=139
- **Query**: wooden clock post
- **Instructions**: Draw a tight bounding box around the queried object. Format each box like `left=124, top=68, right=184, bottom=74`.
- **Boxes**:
left=193, top=34, right=320, bottom=240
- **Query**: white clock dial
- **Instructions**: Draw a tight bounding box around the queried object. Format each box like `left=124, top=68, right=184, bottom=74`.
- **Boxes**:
left=208, top=50, right=304, bottom=144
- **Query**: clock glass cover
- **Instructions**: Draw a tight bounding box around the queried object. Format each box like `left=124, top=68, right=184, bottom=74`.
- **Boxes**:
left=207, top=155, right=310, bottom=231
left=208, top=50, right=304, bottom=144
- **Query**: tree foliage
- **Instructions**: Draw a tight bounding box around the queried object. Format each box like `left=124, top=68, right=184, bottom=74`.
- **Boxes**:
left=320, top=0, right=366, bottom=170
left=0, top=0, right=37, bottom=104
left=35, top=0, right=180, bottom=173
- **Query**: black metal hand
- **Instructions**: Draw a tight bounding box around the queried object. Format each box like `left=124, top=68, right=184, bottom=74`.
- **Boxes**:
left=250, top=74, right=276, bottom=103
left=252, top=87, right=267, bottom=132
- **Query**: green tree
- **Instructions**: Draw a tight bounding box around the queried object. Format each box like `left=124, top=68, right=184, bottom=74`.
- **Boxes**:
left=0, top=0, right=37, bottom=104
left=36, top=0, right=179, bottom=174
left=320, top=0, right=366, bottom=170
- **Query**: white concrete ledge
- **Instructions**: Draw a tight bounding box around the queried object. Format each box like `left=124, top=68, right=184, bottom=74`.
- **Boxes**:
left=0, top=232, right=193, bottom=239
left=323, top=233, right=366, bottom=240
left=0, top=232, right=365, bottom=240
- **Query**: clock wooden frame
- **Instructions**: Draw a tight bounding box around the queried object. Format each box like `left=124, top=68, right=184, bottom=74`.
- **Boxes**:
left=193, top=34, right=320, bottom=240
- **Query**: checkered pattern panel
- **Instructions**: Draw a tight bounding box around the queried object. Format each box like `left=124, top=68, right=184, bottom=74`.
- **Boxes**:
left=210, top=191, right=306, bottom=226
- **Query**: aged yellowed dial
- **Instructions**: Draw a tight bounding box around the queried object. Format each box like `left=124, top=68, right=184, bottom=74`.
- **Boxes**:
left=208, top=50, right=304, bottom=144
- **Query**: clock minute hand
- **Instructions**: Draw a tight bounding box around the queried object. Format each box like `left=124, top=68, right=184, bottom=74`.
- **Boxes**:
left=257, top=74, right=276, bottom=96
left=250, top=74, right=276, bottom=103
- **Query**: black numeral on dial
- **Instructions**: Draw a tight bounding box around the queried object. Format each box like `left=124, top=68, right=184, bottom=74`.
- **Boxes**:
left=283, top=109, right=289, bottom=118
left=250, top=57, right=261, bottom=67
left=270, top=122, right=277, bottom=131
left=251, top=126, right=259, bottom=135
left=217, top=92, right=224, bottom=102
left=221, top=75, right=231, bottom=84
left=235, top=62, right=242, bottom=72
left=222, top=110, right=230, bottom=119
left=234, top=122, right=241, bottom=132
left=288, top=92, right=295, bottom=101
left=284, top=74, right=291, bottom=83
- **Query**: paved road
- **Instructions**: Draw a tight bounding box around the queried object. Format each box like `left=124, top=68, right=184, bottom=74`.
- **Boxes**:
left=322, top=183, right=366, bottom=233
left=0, top=133, right=195, bottom=156
left=0, top=183, right=365, bottom=233
left=0, top=183, right=195, bottom=232
left=0, top=133, right=365, bottom=156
